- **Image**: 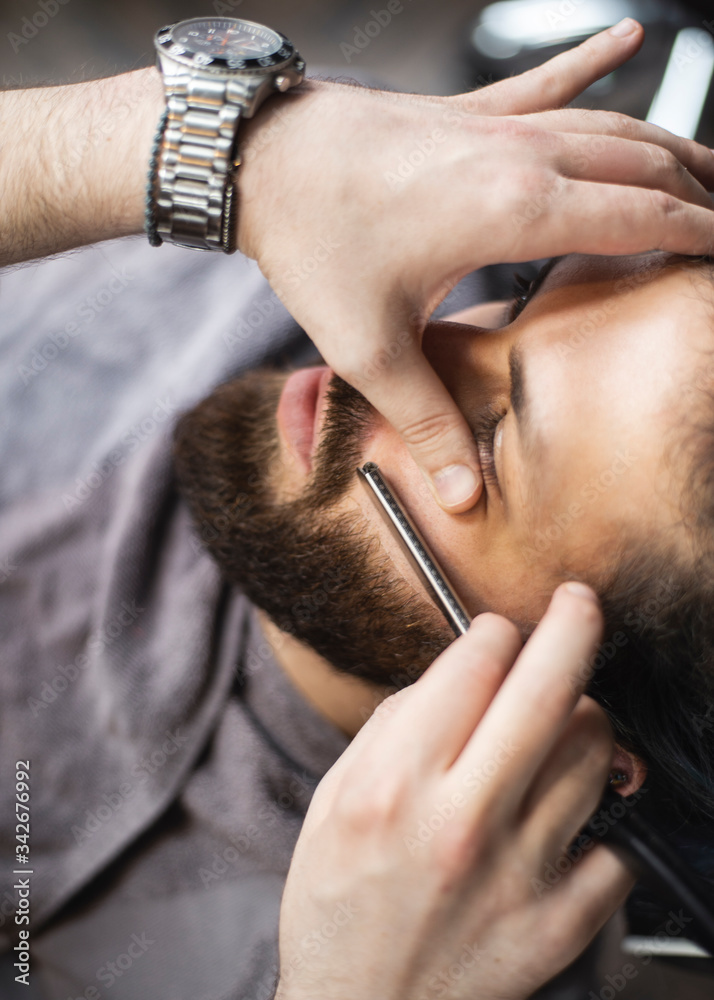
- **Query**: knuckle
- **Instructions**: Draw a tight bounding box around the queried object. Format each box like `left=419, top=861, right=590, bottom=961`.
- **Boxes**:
left=606, top=110, right=636, bottom=138
left=431, top=818, right=484, bottom=879
left=485, top=116, right=549, bottom=153
left=650, top=189, right=682, bottom=220
left=369, top=687, right=409, bottom=725
left=399, top=411, right=461, bottom=451
left=576, top=693, right=612, bottom=731
left=571, top=698, right=614, bottom=763
left=649, top=144, right=682, bottom=179
left=531, top=64, right=560, bottom=100
left=335, top=772, right=406, bottom=832
left=533, top=681, right=575, bottom=721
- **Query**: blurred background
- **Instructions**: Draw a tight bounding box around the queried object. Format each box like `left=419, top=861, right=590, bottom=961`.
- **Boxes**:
left=0, top=0, right=713, bottom=144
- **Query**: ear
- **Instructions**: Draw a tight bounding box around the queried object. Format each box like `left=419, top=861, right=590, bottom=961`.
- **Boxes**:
left=610, top=744, right=648, bottom=797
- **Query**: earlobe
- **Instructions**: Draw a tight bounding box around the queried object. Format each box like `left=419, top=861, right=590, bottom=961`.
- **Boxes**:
left=610, top=744, right=648, bottom=796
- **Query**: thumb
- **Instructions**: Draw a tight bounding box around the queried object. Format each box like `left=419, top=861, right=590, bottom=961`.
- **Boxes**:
left=353, top=342, right=483, bottom=512
left=459, top=18, right=644, bottom=117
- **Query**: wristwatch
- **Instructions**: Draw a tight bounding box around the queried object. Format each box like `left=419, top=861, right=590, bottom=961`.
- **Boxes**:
left=151, top=17, right=305, bottom=253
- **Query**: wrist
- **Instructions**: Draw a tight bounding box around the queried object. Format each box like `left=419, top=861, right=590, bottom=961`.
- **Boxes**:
left=234, top=78, right=326, bottom=261
left=75, top=67, right=165, bottom=244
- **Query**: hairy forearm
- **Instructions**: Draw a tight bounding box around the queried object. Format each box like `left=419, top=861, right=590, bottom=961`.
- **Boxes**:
left=0, top=67, right=164, bottom=268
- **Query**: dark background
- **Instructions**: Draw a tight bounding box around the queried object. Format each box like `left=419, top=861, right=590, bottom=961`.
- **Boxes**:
left=0, top=0, right=490, bottom=93
left=1, top=0, right=711, bottom=142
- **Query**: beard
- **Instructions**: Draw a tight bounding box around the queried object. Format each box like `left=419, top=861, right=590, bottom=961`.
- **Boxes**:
left=172, top=368, right=452, bottom=689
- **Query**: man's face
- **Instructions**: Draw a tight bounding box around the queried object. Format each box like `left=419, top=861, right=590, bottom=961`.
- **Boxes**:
left=175, top=253, right=710, bottom=688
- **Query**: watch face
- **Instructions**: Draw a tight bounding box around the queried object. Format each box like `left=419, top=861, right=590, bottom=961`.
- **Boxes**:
left=156, top=18, right=294, bottom=72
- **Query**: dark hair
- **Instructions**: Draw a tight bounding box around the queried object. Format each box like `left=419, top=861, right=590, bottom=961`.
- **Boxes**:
left=588, top=546, right=714, bottom=827
left=585, top=256, right=714, bottom=831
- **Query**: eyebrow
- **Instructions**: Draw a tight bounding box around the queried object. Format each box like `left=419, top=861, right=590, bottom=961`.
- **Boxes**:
left=508, top=344, right=528, bottom=428
left=500, top=344, right=541, bottom=520
left=506, top=256, right=561, bottom=449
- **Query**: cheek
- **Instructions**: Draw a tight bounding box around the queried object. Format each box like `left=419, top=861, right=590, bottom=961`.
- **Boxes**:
left=362, top=419, right=442, bottom=531
left=361, top=425, right=482, bottom=609
left=360, top=417, right=559, bottom=622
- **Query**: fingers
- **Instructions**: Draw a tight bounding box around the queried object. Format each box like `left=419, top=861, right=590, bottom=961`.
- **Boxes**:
left=551, top=132, right=713, bottom=210
left=384, top=613, right=522, bottom=772
left=461, top=20, right=644, bottom=117
left=449, top=583, right=603, bottom=816
left=534, top=841, right=635, bottom=969
left=512, top=179, right=714, bottom=260
left=352, top=339, right=483, bottom=511
left=519, top=109, right=714, bottom=192
left=521, top=696, right=614, bottom=860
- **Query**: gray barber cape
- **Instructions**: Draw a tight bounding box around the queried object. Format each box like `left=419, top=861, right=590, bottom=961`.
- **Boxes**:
left=0, top=237, right=497, bottom=1000
left=0, top=238, right=353, bottom=1000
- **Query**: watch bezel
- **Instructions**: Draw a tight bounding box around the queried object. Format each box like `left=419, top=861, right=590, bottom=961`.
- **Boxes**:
left=155, top=18, right=295, bottom=73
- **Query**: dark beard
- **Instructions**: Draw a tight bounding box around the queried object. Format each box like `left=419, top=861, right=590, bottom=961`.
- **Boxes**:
left=172, top=368, right=452, bottom=688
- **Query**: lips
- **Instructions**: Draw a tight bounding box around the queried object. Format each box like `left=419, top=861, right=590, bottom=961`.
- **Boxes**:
left=276, top=365, right=333, bottom=472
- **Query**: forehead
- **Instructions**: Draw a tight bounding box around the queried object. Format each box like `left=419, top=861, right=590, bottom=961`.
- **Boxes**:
left=513, top=253, right=712, bottom=560
left=519, top=252, right=712, bottom=413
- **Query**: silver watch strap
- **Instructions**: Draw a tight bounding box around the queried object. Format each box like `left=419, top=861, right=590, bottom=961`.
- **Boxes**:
left=156, top=74, right=250, bottom=252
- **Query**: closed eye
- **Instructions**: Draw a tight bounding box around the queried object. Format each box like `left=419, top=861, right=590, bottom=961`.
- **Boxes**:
left=472, top=403, right=505, bottom=489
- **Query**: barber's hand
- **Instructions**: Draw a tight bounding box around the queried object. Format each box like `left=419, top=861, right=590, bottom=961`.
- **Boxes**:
left=237, top=20, right=714, bottom=512
left=273, top=583, right=633, bottom=1000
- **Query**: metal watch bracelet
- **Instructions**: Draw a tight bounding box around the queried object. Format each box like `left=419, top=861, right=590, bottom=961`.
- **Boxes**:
left=153, top=74, right=252, bottom=253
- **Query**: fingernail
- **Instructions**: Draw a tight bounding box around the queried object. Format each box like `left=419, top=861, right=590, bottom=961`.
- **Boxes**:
left=433, top=464, right=480, bottom=508
left=562, top=581, right=598, bottom=602
left=609, top=17, right=638, bottom=37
